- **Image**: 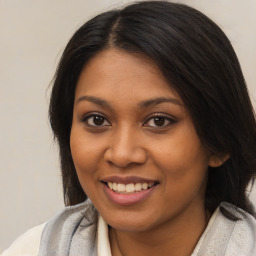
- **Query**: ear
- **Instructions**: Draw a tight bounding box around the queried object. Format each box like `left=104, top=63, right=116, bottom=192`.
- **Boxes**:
left=208, top=153, right=230, bottom=168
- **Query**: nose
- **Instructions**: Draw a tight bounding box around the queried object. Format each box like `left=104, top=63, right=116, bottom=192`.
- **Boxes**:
left=104, top=126, right=147, bottom=168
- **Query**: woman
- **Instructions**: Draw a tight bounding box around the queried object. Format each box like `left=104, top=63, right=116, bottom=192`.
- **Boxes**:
left=2, top=1, right=256, bottom=255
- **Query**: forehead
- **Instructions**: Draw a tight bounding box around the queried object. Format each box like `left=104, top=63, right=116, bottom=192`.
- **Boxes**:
left=75, top=48, right=181, bottom=103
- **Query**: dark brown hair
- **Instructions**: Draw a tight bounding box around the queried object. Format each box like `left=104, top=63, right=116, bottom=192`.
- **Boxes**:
left=49, top=1, right=256, bottom=219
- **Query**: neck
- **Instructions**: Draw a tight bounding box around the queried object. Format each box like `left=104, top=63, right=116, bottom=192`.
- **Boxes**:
left=109, top=204, right=211, bottom=256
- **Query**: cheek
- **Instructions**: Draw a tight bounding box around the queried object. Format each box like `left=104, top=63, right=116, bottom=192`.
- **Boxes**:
left=154, top=138, right=209, bottom=174
left=155, top=144, right=209, bottom=215
left=70, top=126, right=102, bottom=171
left=70, top=126, right=104, bottom=196
left=152, top=129, right=210, bottom=191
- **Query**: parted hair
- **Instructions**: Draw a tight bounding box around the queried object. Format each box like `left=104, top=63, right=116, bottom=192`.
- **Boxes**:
left=49, top=1, right=256, bottom=219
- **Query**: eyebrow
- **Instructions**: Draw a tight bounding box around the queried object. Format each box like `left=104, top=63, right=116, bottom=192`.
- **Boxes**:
left=75, top=95, right=183, bottom=109
left=76, top=95, right=112, bottom=109
left=139, top=97, right=183, bottom=108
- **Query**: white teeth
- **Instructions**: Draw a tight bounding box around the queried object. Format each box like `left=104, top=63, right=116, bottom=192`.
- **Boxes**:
left=142, top=183, right=148, bottom=190
left=117, top=183, right=126, bottom=192
left=149, top=182, right=154, bottom=187
left=108, top=182, right=113, bottom=189
left=113, top=182, right=117, bottom=190
left=107, top=181, right=155, bottom=193
left=135, top=183, right=142, bottom=192
left=125, top=183, right=135, bottom=193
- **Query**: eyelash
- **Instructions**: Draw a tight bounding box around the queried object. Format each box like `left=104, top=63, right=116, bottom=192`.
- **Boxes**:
left=144, top=114, right=176, bottom=128
left=81, top=112, right=110, bottom=127
left=81, top=112, right=176, bottom=129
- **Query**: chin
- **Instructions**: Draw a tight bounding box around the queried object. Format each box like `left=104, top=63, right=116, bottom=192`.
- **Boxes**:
left=102, top=209, right=159, bottom=233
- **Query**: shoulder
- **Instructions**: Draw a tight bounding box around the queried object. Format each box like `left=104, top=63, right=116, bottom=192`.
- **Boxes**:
left=1, top=223, right=46, bottom=256
left=194, top=202, right=256, bottom=256
left=1, top=200, right=97, bottom=256
left=223, top=203, right=256, bottom=255
left=39, top=200, right=98, bottom=256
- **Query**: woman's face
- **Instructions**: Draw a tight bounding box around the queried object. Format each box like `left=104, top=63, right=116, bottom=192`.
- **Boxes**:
left=70, top=48, right=215, bottom=232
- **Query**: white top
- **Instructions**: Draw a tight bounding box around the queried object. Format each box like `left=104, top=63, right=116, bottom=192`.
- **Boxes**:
left=1, top=223, right=45, bottom=256
left=1, top=215, right=110, bottom=256
left=97, top=214, right=112, bottom=256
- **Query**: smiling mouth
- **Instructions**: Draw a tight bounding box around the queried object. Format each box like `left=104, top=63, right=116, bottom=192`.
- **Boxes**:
left=102, top=181, right=159, bottom=194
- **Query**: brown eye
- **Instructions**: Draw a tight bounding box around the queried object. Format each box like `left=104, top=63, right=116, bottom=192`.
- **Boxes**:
left=153, top=116, right=165, bottom=126
left=93, top=116, right=104, bottom=125
left=144, top=115, right=176, bottom=128
left=83, top=114, right=110, bottom=127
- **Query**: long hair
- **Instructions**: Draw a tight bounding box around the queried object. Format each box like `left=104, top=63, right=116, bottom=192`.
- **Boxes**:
left=49, top=1, right=256, bottom=219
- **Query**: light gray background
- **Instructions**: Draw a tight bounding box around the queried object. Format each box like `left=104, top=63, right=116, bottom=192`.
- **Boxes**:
left=0, top=0, right=255, bottom=252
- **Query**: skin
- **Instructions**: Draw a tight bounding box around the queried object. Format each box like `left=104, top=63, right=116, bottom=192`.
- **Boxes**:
left=70, top=48, right=221, bottom=256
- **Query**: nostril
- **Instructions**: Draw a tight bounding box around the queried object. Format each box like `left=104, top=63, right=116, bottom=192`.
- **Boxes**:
left=104, top=142, right=147, bottom=168
left=106, top=160, right=144, bottom=168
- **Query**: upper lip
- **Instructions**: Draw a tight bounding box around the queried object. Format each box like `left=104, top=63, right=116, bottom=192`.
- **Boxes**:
left=101, top=176, right=158, bottom=185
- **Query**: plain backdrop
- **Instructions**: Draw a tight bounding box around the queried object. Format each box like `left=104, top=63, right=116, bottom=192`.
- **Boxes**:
left=0, top=0, right=255, bottom=252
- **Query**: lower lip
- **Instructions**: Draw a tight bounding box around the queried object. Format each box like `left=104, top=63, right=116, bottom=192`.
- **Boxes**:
left=103, top=183, right=158, bottom=206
